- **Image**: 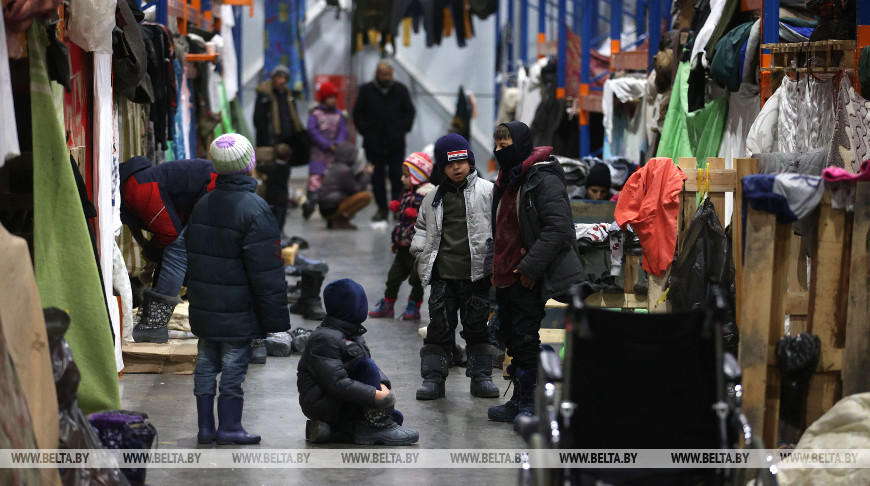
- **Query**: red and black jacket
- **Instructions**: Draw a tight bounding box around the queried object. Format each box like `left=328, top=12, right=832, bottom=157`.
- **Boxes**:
left=120, top=157, right=217, bottom=247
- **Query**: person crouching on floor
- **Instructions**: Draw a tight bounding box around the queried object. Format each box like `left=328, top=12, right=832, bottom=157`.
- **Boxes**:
left=186, top=133, right=291, bottom=445
left=297, top=278, right=419, bottom=445
left=369, top=151, right=435, bottom=320
left=317, top=142, right=374, bottom=230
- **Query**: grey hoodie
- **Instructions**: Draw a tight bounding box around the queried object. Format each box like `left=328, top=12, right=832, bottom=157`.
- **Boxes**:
left=317, top=143, right=371, bottom=210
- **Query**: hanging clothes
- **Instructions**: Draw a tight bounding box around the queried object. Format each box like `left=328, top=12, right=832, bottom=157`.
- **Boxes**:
left=29, top=22, right=120, bottom=414
left=746, top=76, right=836, bottom=155
left=602, top=77, right=647, bottom=164
left=657, top=61, right=728, bottom=165
left=690, top=0, right=728, bottom=70
left=827, top=75, right=870, bottom=174
left=614, top=157, right=687, bottom=276
left=0, top=5, right=20, bottom=165
left=0, top=223, right=62, bottom=473
left=351, top=0, right=393, bottom=52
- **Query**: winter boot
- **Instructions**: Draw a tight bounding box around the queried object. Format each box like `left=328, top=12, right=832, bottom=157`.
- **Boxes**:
left=416, top=344, right=449, bottom=400
left=466, top=344, right=500, bottom=398
left=326, top=216, right=357, bottom=230
left=289, top=270, right=327, bottom=320
left=488, top=365, right=536, bottom=422
left=353, top=404, right=419, bottom=446
left=512, top=367, right=538, bottom=428
left=249, top=339, right=267, bottom=364
left=401, top=299, right=421, bottom=320
left=132, top=288, right=179, bottom=343
left=301, top=192, right=317, bottom=220
left=368, top=298, right=396, bottom=318
left=215, top=397, right=261, bottom=445
left=196, top=395, right=216, bottom=444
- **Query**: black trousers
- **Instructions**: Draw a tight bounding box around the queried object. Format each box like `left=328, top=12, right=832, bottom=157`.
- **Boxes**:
left=496, top=281, right=546, bottom=369
left=423, top=278, right=491, bottom=354
left=365, top=146, right=405, bottom=211
left=385, top=246, right=424, bottom=302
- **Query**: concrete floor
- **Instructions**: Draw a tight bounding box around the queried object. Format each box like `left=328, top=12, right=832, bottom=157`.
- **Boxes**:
left=120, top=196, right=525, bottom=485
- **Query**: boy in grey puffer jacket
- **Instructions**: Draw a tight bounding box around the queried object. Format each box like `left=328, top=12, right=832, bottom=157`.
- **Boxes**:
left=410, top=134, right=498, bottom=401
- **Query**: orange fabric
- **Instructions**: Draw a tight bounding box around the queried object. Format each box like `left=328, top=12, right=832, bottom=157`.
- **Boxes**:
left=614, top=157, right=687, bottom=276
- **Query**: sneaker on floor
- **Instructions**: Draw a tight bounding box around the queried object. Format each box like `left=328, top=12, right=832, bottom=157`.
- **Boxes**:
left=369, top=298, right=396, bottom=318
left=401, top=299, right=421, bottom=320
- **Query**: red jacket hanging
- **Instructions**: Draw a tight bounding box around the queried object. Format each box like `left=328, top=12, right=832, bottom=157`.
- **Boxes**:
left=614, top=157, right=686, bottom=276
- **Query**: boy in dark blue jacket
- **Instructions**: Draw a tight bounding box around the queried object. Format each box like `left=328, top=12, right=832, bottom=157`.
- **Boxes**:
left=186, top=133, right=291, bottom=445
left=297, top=279, right=419, bottom=446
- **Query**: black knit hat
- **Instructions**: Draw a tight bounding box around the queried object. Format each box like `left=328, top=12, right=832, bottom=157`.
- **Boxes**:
left=434, top=133, right=475, bottom=171
left=586, top=163, right=612, bottom=189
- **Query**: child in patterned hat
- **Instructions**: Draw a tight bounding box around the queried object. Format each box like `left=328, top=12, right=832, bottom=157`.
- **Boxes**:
left=369, top=151, right=435, bottom=320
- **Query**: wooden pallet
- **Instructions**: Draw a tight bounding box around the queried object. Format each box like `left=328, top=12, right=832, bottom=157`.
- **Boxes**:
left=122, top=339, right=198, bottom=374
left=610, top=51, right=649, bottom=72
left=738, top=182, right=870, bottom=447
left=760, top=40, right=857, bottom=74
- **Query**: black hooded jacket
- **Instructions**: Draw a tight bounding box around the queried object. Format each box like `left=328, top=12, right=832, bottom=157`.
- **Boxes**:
left=296, top=315, right=391, bottom=424
left=493, top=122, right=590, bottom=300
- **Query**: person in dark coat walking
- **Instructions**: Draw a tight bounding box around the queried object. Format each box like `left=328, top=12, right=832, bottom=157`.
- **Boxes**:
left=352, top=61, right=416, bottom=221
left=186, top=133, right=291, bottom=446
left=120, top=156, right=218, bottom=343
left=297, top=278, right=419, bottom=446
left=486, top=121, right=592, bottom=427
left=253, top=65, right=310, bottom=175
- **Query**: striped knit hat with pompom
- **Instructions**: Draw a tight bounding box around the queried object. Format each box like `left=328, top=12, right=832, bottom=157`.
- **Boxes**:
left=403, top=152, right=433, bottom=186
left=209, top=133, right=255, bottom=175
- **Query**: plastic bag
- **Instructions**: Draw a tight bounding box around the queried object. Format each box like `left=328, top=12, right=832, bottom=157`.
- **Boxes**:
left=290, top=328, right=313, bottom=353
left=265, top=332, right=293, bottom=357
left=68, top=0, right=116, bottom=53
left=90, top=411, right=157, bottom=486
left=44, top=308, right=129, bottom=486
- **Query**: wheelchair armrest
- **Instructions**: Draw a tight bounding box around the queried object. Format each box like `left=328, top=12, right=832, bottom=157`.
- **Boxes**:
left=539, top=348, right=563, bottom=382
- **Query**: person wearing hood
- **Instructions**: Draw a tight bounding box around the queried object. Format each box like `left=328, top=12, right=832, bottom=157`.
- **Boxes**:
left=316, top=142, right=374, bottom=230
left=297, top=278, right=419, bottom=446
left=352, top=62, right=416, bottom=222
left=119, top=156, right=217, bottom=343
left=487, top=121, right=591, bottom=427
left=409, top=134, right=499, bottom=401
left=301, top=81, right=349, bottom=220
left=186, top=134, right=290, bottom=446
left=253, top=65, right=310, bottom=181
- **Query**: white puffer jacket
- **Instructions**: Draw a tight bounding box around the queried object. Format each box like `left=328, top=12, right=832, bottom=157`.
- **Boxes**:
left=410, top=171, right=493, bottom=285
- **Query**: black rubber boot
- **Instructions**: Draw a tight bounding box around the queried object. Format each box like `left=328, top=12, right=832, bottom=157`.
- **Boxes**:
left=132, top=288, right=179, bottom=343
left=466, top=344, right=500, bottom=398
left=488, top=364, right=521, bottom=422
left=287, top=280, right=302, bottom=303
left=289, top=270, right=327, bottom=320
left=196, top=395, right=216, bottom=444
left=353, top=407, right=419, bottom=446
left=416, top=344, right=448, bottom=400
left=215, top=398, right=261, bottom=445
left=249, top=339, right=267, bottom=364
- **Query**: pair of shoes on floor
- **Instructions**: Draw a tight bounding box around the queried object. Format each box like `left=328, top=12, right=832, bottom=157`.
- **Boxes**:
left=369, top=298, right=421, bottom=320
left=327, top=218, right=357, bottom=230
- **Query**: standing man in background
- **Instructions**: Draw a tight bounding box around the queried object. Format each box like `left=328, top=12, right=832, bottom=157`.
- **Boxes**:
left=353, top=61, right=416, bottom=222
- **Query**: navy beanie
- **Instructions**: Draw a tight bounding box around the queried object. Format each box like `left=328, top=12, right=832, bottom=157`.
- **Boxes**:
left=434, top=133, right=475, bottom=171
left=586, top=163, right=612, bottom=189
left=323, top=278, right=369, bottom=325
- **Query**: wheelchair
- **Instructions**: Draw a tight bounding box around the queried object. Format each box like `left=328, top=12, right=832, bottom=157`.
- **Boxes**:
left=515, top=285, right=777, bottom=486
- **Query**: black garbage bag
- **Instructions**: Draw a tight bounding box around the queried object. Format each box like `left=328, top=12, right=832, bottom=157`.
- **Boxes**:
left=266, top=332, right=294, bottom=357
left=44, top=308, right=129, bottom=486
left=668, top=199, right=739, bottom=356
left=776, top=332, right=822, bottom=445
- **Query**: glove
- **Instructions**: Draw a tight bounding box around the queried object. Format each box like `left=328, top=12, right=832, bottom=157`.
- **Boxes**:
left=404, top=207, right=418, bottom=219
left=389, top=200, right=401, bottom=212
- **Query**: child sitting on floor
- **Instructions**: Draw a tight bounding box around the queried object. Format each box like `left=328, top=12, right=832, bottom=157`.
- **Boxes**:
left=297, top=278, right=419, bottom=445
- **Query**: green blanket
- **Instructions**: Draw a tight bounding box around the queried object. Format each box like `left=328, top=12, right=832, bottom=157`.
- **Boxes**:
left=656, top=61, right=728, bottom=166
left=30, top=23, right=120, bottom=414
